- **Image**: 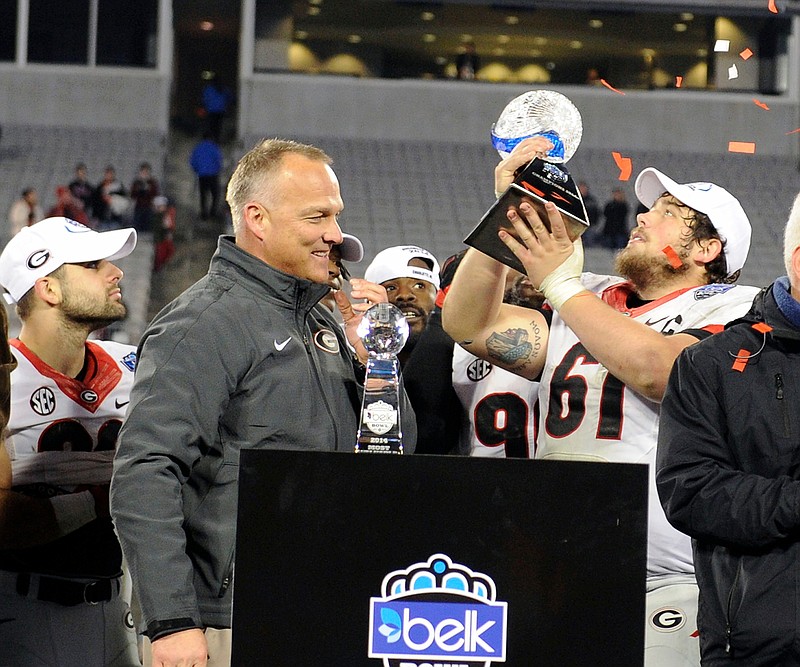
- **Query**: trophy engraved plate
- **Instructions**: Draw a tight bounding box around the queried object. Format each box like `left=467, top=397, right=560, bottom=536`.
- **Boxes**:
left=355, top=302, right=409, bottom=454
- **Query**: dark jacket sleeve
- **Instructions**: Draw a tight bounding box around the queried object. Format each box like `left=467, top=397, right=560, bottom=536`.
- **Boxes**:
left=656, top=341, right=800, bottom=550
left=402, top=311, right=461, bottom=455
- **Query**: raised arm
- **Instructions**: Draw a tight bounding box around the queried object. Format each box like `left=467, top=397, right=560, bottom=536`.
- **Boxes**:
left=441, top=247, right=549, bottom=381
left=500, top=201, right=701, bottom=402
left=441, top=136, right=556, bottom=381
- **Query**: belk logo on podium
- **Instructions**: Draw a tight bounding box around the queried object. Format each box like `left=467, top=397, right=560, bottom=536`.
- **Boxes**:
left=368, top=554, right=508, bottom=666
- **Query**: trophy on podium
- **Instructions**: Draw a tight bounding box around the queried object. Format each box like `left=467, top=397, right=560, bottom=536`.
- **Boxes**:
left=465, top=90, right=590, bottom=274
left=355, top=302, right=409, bottom=454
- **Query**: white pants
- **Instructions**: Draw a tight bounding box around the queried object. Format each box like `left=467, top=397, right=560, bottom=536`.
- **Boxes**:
left=646, top=574, right=701, bottom=667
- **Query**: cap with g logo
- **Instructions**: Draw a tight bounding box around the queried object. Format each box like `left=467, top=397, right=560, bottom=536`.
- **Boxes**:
left=0, top=217, right=137, bottom=303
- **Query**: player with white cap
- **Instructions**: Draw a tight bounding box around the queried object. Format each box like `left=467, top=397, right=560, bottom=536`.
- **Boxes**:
left=0, top=217, right=140, bottom=666
left=443, top=135, right=761, bottom=667
left=364, top=244, right=440, bottom=365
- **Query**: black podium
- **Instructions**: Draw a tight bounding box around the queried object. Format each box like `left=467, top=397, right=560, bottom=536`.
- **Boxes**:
left=233, top=450, right=647, bottom=666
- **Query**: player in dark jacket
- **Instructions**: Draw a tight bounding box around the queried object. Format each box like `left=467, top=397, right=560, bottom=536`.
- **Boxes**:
left=657, top=192, right=800, bottom=664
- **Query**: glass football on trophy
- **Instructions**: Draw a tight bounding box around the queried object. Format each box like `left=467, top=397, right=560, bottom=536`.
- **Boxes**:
left=490, top=89, right=583, bottom=163
left=356, top=302, right=409, bottom=360
left=466, top=90, right=589, bottom=272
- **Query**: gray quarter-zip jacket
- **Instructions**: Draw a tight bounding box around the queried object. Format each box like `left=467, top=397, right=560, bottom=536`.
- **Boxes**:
left=111, top=236, right=416, bottom=640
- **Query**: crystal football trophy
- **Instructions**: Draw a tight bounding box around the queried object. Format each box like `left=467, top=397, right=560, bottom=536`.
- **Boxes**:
left=355, top=302, right=409, bottom=454
left=464, top=90, right=590, bottom=274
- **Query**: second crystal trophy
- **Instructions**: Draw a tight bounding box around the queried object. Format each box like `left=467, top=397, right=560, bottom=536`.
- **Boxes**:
left=355, top=302, right=409, bottom=454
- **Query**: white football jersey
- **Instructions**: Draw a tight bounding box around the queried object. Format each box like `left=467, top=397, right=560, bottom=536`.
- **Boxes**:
left=539, top=274, right=760, bottom=576
left=452, top=344, right=538, bottom=458
left=5, top=339, right=137, bottom=491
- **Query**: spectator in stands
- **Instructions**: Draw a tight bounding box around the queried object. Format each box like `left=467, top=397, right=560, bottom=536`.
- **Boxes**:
left=68, top=163, right=95, bottom=220
left=600, top=186, right=631, bottom=249
left=364, top=245, right=439, bottom=366
left=46, top=186, right=90, bottom=227
left=152, top=195, right=177, bottom=272
left=585, top=67, right=602, bottom=85
left=190, top=131, right=224, bottom=220
left=456, top=41, right=480, bottom=80
left=7, top=188, right=43, bottom=237
left=578, top=180, right=602, bottom=247
left=579, top=180, right=600, bottom=228
left=201, top=73, right=233, bottom=142
left=93, top=166, right=130, bottom=230
left=130, top=162, right=160, bottom=233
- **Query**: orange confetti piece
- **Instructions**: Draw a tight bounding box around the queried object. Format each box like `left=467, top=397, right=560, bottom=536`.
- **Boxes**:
left=728, top=141, right=756, bottom=154
left=611, top=152, right=633, bottom=181
left=768, top=0, right=779, bottom=13
left=740, top=48, right=754, bottom=60
left=786, top=128, right=800, bottom=135
left=732, top=349, right=751, bottom=373
left=662, top=245, right=683, bottom=269
left=600, top=79, right=625, bottom=95
left=675, top=76, right=683, bottom=88
left=753, top=322, right=773, bottom=334
left=753, top=98, right=770, bottom=110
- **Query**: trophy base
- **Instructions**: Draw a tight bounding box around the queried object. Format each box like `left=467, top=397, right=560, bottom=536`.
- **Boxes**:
left=465, top=158, right=590, bottom=274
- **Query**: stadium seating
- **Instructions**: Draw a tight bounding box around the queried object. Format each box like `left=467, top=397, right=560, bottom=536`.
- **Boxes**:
left=243, top=134, right=795, bottom=289
left=0, top=125, right=165, bottom=342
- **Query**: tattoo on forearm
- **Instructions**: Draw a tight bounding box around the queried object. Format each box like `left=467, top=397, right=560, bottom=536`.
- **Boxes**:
left=530, top=319, right=543, bottom=358
left=486, top=328, right=533, bottom=365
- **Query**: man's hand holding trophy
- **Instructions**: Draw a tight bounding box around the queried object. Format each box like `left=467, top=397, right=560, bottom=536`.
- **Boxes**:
left=465, top=90, right=590, bottom=274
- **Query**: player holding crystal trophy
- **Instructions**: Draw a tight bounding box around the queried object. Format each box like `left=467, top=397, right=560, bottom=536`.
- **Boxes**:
left=355, top=302, right=409, bottom=454
left=446, top=88, right=761, bottom=666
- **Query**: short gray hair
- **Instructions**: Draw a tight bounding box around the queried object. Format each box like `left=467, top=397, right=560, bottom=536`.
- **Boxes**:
left=784, top=191, right=800, bottom=277
left=226, top=138, right=331, bottom=231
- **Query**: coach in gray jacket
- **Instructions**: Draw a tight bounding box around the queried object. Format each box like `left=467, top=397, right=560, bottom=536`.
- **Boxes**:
left=111, top=139, right=416, bottom=667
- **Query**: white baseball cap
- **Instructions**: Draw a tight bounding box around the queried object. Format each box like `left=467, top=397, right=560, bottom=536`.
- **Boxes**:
left=634, top=167, right=751, bottom=277
left=364, top=245, right=441, bottom=290
left=337, top=233, right=364, bottom=263
left=0, top=217, right=137, bottom=303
